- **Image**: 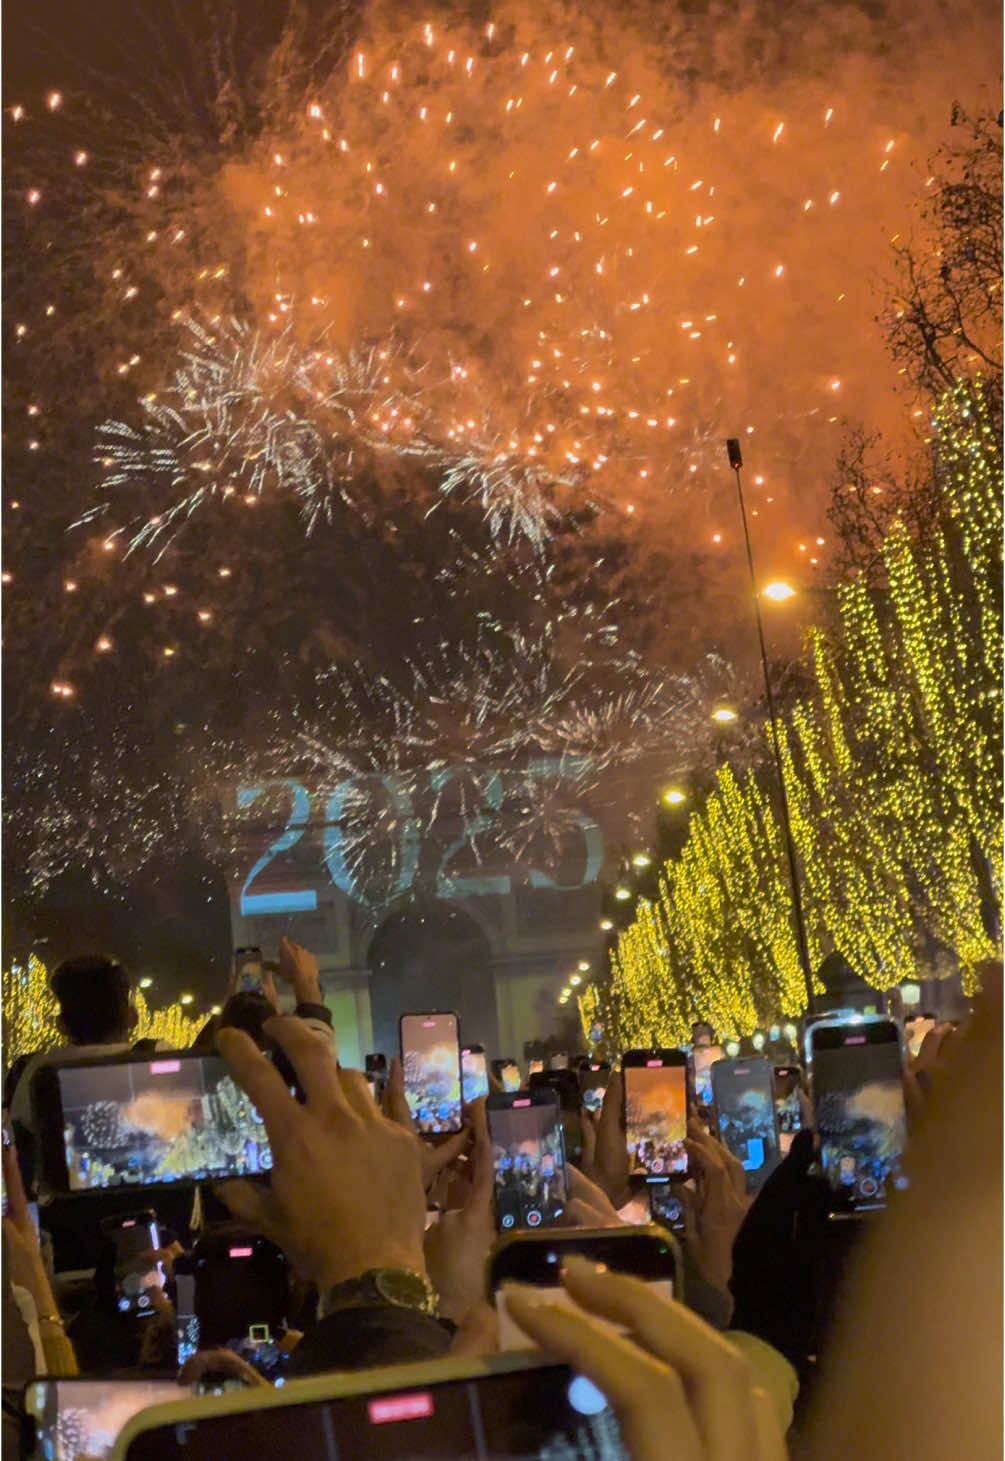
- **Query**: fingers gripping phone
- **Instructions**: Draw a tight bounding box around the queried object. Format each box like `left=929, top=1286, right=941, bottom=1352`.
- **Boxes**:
left=489, top=1226, right=680, bottom=1350
left=462, top=1045, right=490, bottom=1104
left=487, top=1089, right=568, bottom=1231
left=100, top=1210, right=165, bottom=1317
left=710, top=1057, right=781, bottom=1193
left=529, top=1069, right=584, bottom=1165
left=622, top=1049, right=689, bottom=1181
left=399, top=1013, right=463, bottom=1135
left=809, top=1016, right=909, bottom=1216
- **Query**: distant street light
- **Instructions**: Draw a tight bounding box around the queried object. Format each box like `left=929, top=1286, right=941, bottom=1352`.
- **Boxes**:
left=614, top=885, right=632, bottom=901
left=180, top=993, right=194, bottom=1005
left=138, top=977, right=153, bottom=990
left=711, top=706, right=738, bottom=724
left=577, top=960, right=590, bottom=971
left=631, top=852, right=651, bottom=868
left=599, top=918, right=614, bottom=931
left=762, top=580, right=796, bottom=602
left=662, top=788, right=687, bottom=806
left=570, top=975, right=582, bottom=987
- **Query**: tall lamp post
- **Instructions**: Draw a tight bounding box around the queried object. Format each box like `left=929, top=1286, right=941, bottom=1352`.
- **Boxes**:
left=725, top=438, right=815, bottom=1010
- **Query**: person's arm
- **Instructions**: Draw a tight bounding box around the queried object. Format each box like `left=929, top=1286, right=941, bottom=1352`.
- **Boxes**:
left=276, top=939, right=337, bottom=1057
left=2, top=1140, right=77, bottom=1377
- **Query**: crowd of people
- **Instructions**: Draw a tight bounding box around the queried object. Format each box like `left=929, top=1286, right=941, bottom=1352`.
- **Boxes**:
left=1, top=938, right=1000, bottom=1460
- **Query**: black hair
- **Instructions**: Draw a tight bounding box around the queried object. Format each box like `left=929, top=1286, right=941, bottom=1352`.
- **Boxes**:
left=50, top=955, right=131, bottom=1045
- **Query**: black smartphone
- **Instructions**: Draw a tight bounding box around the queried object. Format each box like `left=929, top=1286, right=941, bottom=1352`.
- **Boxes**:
left=100, top=1210, right=165, bottom=1317
left=365, top=1053, right=388, bottom=1074
left=549, top=1051, right=569, bottom=1070
left=709, top=1057, right=781, bottom=1192
left=773, top=1065, right=804, bottom=1154
left=173, top=1254, right=201, bottom=1367
left=41, top=1052, right=272, bottom=1194
left=646, top=1180, right=686, bottom=1234
left=808, top=1016, right=908, bottom=1215
left=399, top=1012, right=463, bottom=1135
left=529, top=1069, right=584, bottom=1165
left=234, top=947, right=263, bottom=994
left=185, top=1230, right=289, bottom=1350
left=461, top=1045, right=490, bottom=1104
left=690, top=1043, right=723, bottom=1113
left=486, top=1088, right=568, bottom=1231
left=108, top=1354, right=629, bottom=1461
left=577, top=1061, right=611, bottom=1115
left=24, top=1378, right=184, bottom=1461
left=622, top=1049, right=689, bottom=1180
left=903, top=1014, right=937, bottom=1059
left=489, top=1226, right=679, bottom=1349
left=527, top=1058, right=545, bottom=1076
left=491, top=1058, right=522, bottom=1093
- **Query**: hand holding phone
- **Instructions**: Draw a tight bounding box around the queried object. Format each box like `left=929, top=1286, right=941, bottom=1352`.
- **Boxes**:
left=710, top=1057, right=781, bottom=1192
left=462, top=1045, right=490, bottom=1104
left=100, top=1210, right=165, bottom=1317
left=233, top=947, right=264, bottom=994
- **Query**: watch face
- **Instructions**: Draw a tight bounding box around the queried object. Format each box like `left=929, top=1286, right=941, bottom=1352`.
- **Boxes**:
left=374, top=1269, right=430, bottom=1309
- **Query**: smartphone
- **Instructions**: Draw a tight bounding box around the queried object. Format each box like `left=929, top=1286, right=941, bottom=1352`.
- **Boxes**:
left=185, top=1230, right=289, bottom=1349
left=399, top=1013, right=463, bottom=1135
left=709, top=1057, right=781, bottom=1192
left=489, top=1226, right=679, bottom=1350
left=492, top=1058, right=522, bottom=1093
left=549, top=1051, right=569, bottom=1070
left=773, top=1065, right=804, bottom=1154
left=809, top=1016, right=909, bottom=1215
left=690, top=1043, right=723, bottom=1111
left=529, top=1069, right=584, bottom=1165
left=577, top=1061, right=611, bottom=1115
left=622, top=1049, right=688, bottom=1180
left=527, top=1059, right=545, bottom=1076
left=903, top=1014, right=937, bottom=1059
left=42, top=1052, right=272, bottom=1193
left=109, top=1353, right=629, bottom=1461
left=486, top=1088, right=568, bottom=1231
left=25, top=1378, right=184, bottom=1461
left=646, top=1180, right=686, bottom=1234
left=461, top=1046, right=490, bottom=1104
left=234, top=947, right=263, bottom=994
left=100, top=1210, right=165, bottom=1317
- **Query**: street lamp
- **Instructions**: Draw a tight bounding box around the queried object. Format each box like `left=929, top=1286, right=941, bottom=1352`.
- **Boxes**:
left=662, top=788, right=687, bottom=806
left=614, top=885, right=632, bottom=901
left=577, top=960, right=590, bottom=972
left=180, top=993, right=194, bottom=1006
left=570, top=975, right=582, bottom=987
left=138, top=977, right=153, bottom=990
left=599, top=918, right=614, bottom=931
left=711, top=706, right=737, bottom=724
left=725, top=437, right=814, bottom=1009
left=762, top=580, right=796, bottom=603
left=631, top=852, right=651, bottom=868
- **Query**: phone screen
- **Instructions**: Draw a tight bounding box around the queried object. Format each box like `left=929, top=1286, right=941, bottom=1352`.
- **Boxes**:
left=495, top=1061, right=521, bottom=1093
left=549, top=1052, right=569, bottom=1070
left=710, top=1058, right=780, bottom=1191
left=811, top=1020, right=908, bottom=1212
left=107, top=1214, right=165, bottom=1316
left=577, top=1064, right=610, bottom=1115
left=111, top=1363, right=629, bottom=1461
left=690, top=1045, right=723, bottom=1109
left=623, top=1057, right=687, bottom=1178
left=461, top=1048, right=489, bottom=1104
left=234, top=947, right=263, bottom=994
left=488, top=1095, right=568, bottom=1231
left=527, top=1059, right=545, bottom=1076
left=773, top=1066, right=803, bottom=1154
left=904, top=1016, right=936, bottom=1059
left=400, top=1014, right=462, bottom=1134
left=26, top=1379, right=183, bottom=1461
left=54, top=1055, right=272, bottom=1192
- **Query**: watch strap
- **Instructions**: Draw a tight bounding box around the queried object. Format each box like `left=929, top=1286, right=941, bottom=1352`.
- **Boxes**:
left=318, top=1269, right=437, bottom=1319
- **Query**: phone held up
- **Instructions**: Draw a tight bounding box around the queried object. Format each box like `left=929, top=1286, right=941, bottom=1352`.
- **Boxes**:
left=808, top=1015, right=909, bottom=1217
left=486, top=1087, right=568, bottom=1232
left=461, top=1045, right=490, bottom=1104
left=529, top=1068, right=584, bottom=1165
left=710, top=1056, right=781, bottom=1193
left=773, top=1065, right=804, bottom=1154
left=622, top=1048, right=689, bottom=1182
left=491, top=1058, right=522, bottom=1093
left=489, top=1225, right=680, bottom=1351
left=233, top=947, right=263, bottom=994
left=399, top=1012, right=463, bottom=1137
left=100, top=1210, right=165, bottom=1318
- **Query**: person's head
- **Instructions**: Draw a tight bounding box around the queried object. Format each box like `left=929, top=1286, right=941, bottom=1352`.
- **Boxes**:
left=50, top=955, right=133, bottom=1045
left=691, top=1021, right=715, bottom=1046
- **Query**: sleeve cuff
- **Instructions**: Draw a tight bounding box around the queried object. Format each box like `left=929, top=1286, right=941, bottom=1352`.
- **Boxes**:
left=295, top=1002, right=332, bottom=1025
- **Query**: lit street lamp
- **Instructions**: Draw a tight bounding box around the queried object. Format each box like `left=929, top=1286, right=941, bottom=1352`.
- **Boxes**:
left=711, top=706, right=738, bottom=724
left=662, top=788, right=687, bottom=806
left=762, top=580, right=796, bottom=603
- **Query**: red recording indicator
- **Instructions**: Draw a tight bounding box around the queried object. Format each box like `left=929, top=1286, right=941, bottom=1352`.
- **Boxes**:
left=844, top=1036, right=867, bottom=1045
left=368, top=1392, right=434, bottom=1425
left=121, top=1219, right=136, bottom=1228
left=150, top=1061, right=181, bottom=1075
left=646, top=1059, right=664, bottom=1068
left=422, top=1019, right=436, bottom=1028
left=513, top=1098, right=531, bottom=1107
left=228, top=1247, right=254, bottom=1258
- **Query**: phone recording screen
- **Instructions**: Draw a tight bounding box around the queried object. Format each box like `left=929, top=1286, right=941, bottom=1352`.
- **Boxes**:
left=624, top=1062, right=687, bottom=1178
left=578, top=1067, right=609, bottom=1115
left=710, top=1059, right=780, bottom=1191
left=111, top=1364, right=629, bottom=1461
left=109, top=1216, right=165, bottom=1316
left=812, top=1022, right=908, bottom=1211
left=461, top=1048, right=489, bottom=1104
left=400, top=1015, right=462, bottom=1134
left=499, top=1062, right=521, bottom=1093
left=27, top=1379, right=183, bottom=1461
left=55, top=1056, right=271, bottom=1191
left=488, top=1098, right=568, bottom=1230
left=773, top=1067, right=803, bottom=1154
left=691, top=1045, right=723, bottom=1108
